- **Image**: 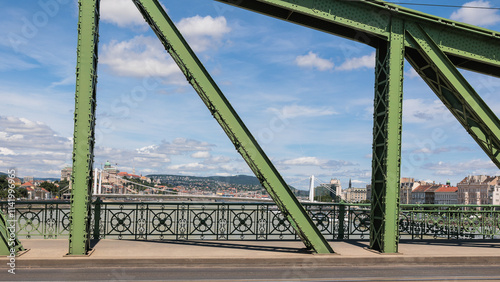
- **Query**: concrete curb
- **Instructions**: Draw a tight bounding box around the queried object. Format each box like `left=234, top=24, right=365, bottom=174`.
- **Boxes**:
left=3, top=256, right=500, bottom=268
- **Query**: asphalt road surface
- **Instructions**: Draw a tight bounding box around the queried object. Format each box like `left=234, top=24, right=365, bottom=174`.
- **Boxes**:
left=2, top=265, right=500, bottom=281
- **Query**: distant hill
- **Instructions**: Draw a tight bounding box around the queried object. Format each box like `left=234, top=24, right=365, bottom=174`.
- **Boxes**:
left=0, top=172, right=6, bottom=176
left=35, top=177, right=60, bottom=182
left=208, top=175, right=261, bottom=186
left=147, top=174, right=307, bottom=197
left=147, top=174, right=262, bottom=186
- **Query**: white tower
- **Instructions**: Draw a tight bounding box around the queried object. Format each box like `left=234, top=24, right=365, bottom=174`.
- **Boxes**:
left=309, top=175, right=315, bottom=202
left=93, top=168, right=98, bottom=194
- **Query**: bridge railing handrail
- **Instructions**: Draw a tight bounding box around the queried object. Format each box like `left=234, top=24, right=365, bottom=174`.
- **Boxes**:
left=1, top=200, right=499, bottom=241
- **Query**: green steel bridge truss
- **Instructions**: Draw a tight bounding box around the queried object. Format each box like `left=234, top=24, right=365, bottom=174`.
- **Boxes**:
left=3, top=0, right=496, bottom=255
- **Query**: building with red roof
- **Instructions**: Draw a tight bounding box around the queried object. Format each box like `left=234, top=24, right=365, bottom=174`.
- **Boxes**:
left=434, top=186, right=458, bottom=205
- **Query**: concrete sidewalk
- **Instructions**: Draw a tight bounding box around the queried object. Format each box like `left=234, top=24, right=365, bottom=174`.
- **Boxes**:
left=2, top=239, right=500, bottom=268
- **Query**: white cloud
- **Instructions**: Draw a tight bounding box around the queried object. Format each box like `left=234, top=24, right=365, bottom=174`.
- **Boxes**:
left=425, top=159, right=499, bottom=177
left=101, top=35, right=182, bottom=79
left=336, top=52, right=375, bottom=71
left=405, top=68, right=419, bottom=79
left=403, top=99, right=451, bottom=124
left=295, top=51, right=334, bottom=71
left=0, top=116, right=72, bottom=177
left=101, top=15, right=230, bottom=78
left=177, top=16, right=231, bottom=52
left=267, top=104, right=337, bottom=119
left=0, top=147, right=16, bottom=156
left=191, top=151, right=211, bottom=159
left=100, top=0, right=147, bottom=28
left=168, top=162, right=215, bottom=171
left=281, top=157, right=355, bottom=169
left=283, top=157, right=323, bottom=166
left=450, top=1, right=500, bottom=26
left=205, top=156, right=231, bottom=164
left=0, top=53, right=39, bottom=71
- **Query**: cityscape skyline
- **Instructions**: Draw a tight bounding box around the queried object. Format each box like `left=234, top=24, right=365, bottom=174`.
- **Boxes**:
left=0, top=0, right=499, bottom=189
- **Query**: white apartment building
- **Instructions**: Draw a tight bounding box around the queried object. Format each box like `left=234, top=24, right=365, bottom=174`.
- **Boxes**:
left=457, top=175, right=499, bottom=205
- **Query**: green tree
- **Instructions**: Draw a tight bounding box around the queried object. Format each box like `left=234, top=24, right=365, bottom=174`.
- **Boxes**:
left=0, top=175, right=8, bottom=199
left=314, top=194, right=333, bottom=202
left=0, top=175, right=27, bottom=199
left=39, top=181, right=58, bottom=194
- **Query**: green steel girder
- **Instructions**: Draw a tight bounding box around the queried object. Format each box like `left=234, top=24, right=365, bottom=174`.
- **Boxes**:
left=370, top=18, right=404, bottom=253
left=405, top=23, right=500, bottom=169
left=0, top=210, right=23, bottom=256
left=68, top=0, right=99, bottom=256
left=215, top=0, right=500, bottom=78
left=132, top=0, right=333, bottom=254
left=217, top=0, right=500, bottom=253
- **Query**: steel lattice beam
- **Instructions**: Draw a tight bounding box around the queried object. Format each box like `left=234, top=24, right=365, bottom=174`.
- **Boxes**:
left=370, top=18, right=404, bottom=253
left=405, top=23, right=500, bottom=169
left=68, top=0, right=99, bottom=256
left=131, top=0, right=333, bottom=254
left=216, top=0, right=500, bottom=78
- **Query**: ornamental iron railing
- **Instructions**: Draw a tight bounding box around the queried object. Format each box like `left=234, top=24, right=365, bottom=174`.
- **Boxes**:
left=1, top=200, right=498, bottom=240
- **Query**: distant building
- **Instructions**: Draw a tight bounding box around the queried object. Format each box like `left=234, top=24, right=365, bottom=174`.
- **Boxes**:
left=12, top=177, right=22, bottom=187
left=458, top=175, right=499, bottom=205
left=343, top=187, right=367, bottom=203
left=318, top=179, right=342, bottom=201
left=102, top=161, right=121, bottom=186
left=411, top=184, right=432, bottom=204
left=23, top=176, right=34, bottom=183
left=61, top=166, right=72, bottom=181
left=366, top=184, right=371, bottom=201
left=411, top=184, right=457, bottom=205
left=400, top=178, right=420, bottom=204
left=434, top=185, right=458, bottom=205
left=366, top=177, right=422, bottom=204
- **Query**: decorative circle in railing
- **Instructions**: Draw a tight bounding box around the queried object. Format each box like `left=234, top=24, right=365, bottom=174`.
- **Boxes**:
left=110, top=212, right=132, bottom=233
left=19, top=211, right=40, bottom=233
left=312, top=212, right=329, bottom=232
left=152, top=212, right=173, bottom=232
left=353, top=212, right=370, bottom=232
left=193, top=212, right=213, bottom=232
left=399, top=213, right=410, bottom=233
left=271, top=212, right=290, bottom=233
left=233, top=212, right=252, bottom=232
left=62, top=212, right=70, bottom=231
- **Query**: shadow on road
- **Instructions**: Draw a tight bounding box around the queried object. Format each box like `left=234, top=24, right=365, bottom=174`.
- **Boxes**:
left=117, top=239, right=314, bottom=254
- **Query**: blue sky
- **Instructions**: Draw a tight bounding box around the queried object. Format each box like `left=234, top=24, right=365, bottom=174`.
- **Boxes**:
left=0, top=0, right=499, bottom=190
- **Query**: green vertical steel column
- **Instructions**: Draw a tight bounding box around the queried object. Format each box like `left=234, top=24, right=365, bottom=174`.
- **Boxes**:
left=132, top=0, right=333, bottom=253
left=405, top=23, right=500, bottom=170
left=68, top=0, right=99, bottom=256
left=370, top=18, right=405, bottom=253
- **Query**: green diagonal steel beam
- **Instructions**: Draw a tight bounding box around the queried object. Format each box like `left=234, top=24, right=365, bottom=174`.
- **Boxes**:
left=215, top=0, right=500, bottom=78
left=131, top=0, right=333, bottom=253
left=0, top=210, right=23, bottom=256
left=0, top=210, right=10, bottom=255
left=68, top=0, right=100, bottom=256
left=370, top=17, right=405, bottom=253
left=405, top=23, right=500, bottom=169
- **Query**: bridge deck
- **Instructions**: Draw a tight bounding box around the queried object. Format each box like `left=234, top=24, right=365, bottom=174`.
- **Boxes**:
left=4, top=239, right=500, bottom=268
